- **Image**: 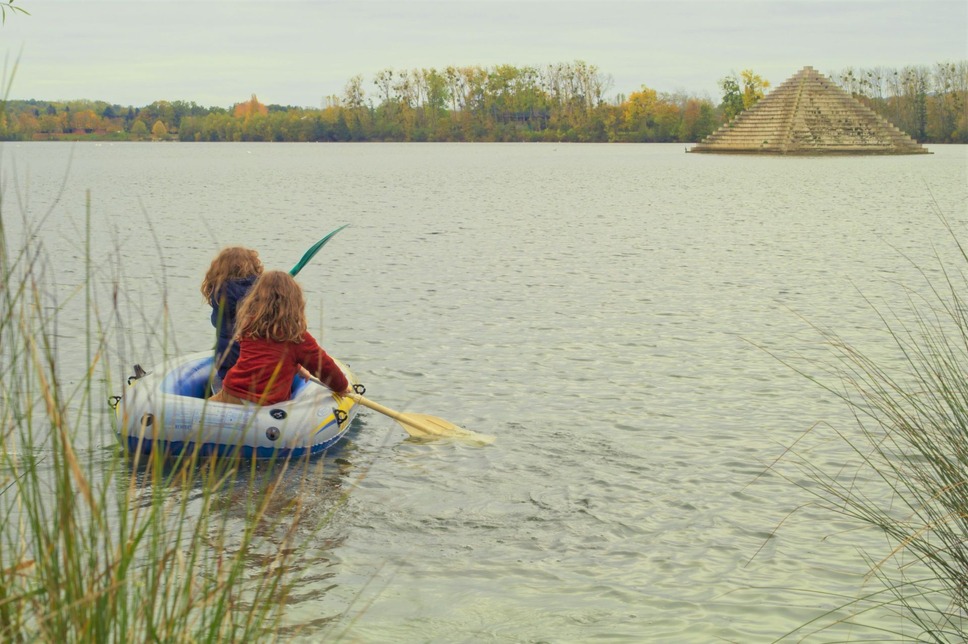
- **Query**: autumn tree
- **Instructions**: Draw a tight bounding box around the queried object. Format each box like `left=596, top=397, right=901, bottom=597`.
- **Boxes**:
left=16, top=111, right=39, bottom=138
left=678, top=98, right=718, bottom=142
left=151, top=120, right=168, bottom=140
left=233, top=94, right=268, bottom=120
left=73, top=109, right=101, bottom=132
left=624, top=86, right=658, bottom=121
left=38, top=112, right=63, bottom=134
left=740, top=69, right=770, bottom=109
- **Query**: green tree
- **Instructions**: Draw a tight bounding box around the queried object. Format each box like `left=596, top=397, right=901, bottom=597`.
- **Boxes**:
left=129, top=120, right=149, bottom=140
left=719, top=75, right=744, bottom=122
left=901, top=65, right=929, bottom=141
left=651, top=97, right=681, bottom=141
left=142, top=100, right=176, bottom=129
left=421, top=67, right=449, bottom=135
left=240, top=112, right=268, bottom=141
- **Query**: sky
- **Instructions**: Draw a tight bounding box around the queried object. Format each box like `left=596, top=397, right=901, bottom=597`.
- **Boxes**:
left=1, top=0, right=966, bottom=109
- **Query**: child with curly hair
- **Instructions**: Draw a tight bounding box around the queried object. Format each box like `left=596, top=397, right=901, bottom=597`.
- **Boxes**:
left=210, top=270, right=349, bottom=405
left=200, top=246, right=264, bottom=391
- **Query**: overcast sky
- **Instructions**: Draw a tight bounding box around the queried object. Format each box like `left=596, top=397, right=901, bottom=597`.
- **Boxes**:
left=2, top=0, right=966, bottom=108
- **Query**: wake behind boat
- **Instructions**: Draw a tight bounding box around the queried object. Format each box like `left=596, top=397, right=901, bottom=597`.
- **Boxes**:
left=112, top=351, right=360, bottom=459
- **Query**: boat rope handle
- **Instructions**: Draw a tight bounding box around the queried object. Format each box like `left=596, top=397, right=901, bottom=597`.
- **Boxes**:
left=108, top=395, right=121, bottom=409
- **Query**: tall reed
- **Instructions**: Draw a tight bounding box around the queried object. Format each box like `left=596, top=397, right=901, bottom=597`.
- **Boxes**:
left=774, top=214, right=967, bottom=641
left=0, top=150, right=342, bottom=640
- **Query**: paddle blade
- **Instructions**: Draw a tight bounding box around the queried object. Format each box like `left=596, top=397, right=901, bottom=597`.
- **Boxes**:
left=400, top=413, right=495, bottom=446
left=350, top=394, right=494, bottom=445
left=289, top=224, right=349, bottom=276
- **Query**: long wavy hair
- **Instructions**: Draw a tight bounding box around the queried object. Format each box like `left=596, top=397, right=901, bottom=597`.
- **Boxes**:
left=200, top=247, right=263, bottom=301
left=234, top=271, right=307, bottom=343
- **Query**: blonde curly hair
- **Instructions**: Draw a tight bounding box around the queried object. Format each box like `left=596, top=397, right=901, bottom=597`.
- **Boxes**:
left=234, top=271, right=307, bottom=343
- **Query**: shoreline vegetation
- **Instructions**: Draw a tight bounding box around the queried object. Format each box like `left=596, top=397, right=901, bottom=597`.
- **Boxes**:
left=769, top=211, right=968, bottom=640
left=0, top=60, right=965, bottom=144
left=0, top=195, right=357, bottom=639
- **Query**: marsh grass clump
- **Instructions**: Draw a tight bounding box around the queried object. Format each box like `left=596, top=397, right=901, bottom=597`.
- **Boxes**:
left=775, top=217, right=968, bottom=641
left=0, top=171, right=337, bottom=641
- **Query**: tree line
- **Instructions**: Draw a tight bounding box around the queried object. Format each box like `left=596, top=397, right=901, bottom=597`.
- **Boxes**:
left=0, top=60, right=964, bottom=144
left=830, top=61, right=968, bottom=143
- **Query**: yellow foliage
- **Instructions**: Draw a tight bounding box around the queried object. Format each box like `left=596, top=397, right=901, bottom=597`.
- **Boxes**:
left=233, top=94, right=269, bottom=119
left=151, top=120, right=168, bottom=139
left=623, top=86, right=658, bottom=123
left=740, top=69, right=771, bottom=109
left=73, top=109, right=100, bottom=131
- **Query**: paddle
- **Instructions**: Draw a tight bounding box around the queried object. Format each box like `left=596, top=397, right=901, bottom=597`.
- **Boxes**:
left=347, top=392, right=495, bottom=446
left=289, top=224, right=349, bottom=276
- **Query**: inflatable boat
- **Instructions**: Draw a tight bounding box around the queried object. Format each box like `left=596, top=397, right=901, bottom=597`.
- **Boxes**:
left=111, top=351, right=361, bottom=459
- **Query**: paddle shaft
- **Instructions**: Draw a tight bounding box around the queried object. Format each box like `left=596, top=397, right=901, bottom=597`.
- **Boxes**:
left=306, top=366, right=488, bottom=442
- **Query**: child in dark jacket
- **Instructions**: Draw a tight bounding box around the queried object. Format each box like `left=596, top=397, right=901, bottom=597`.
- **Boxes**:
left=200, top=247, right=263, bottom=391
left=210, top=271, right=349, bottom=405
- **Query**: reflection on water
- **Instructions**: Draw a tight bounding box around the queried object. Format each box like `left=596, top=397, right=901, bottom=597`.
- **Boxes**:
left=2, top=142, right=966, bottom=641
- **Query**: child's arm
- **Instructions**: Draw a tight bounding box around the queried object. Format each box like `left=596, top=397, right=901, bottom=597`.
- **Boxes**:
left=298, top=336, right=349, bottom=393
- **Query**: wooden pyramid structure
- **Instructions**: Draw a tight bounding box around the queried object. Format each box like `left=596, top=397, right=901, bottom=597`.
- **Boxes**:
left=689, top=66, right=929, bottom=155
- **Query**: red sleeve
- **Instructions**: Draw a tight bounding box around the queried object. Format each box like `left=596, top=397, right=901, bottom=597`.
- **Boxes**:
left=297, top=334, right=348, bottom=393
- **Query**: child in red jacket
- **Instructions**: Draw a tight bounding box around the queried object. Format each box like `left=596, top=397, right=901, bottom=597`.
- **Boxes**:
left=210, top=270, right=349, bottom=405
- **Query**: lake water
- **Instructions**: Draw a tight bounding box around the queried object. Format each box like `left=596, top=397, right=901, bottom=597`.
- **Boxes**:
left=2, top=142, right=966, bottom=641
